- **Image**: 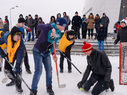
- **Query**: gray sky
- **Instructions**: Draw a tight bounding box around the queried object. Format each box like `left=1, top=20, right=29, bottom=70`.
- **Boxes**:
left=0, top=0, right=84, bottom=27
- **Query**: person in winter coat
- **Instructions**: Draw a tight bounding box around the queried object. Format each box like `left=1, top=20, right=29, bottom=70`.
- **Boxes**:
left=29, top=18, right=67, bottom=95
left=3, top=16, right=9, bottom=33
left=97, top=22, right=106, bottom=51
left=112, top=21, right=121, bottom=39
left=86, top=13, right=95, bottom=39
left=63, top=12, right=70, bottom=30
left=114, top=19, right=127, bottom=45
left=37, top=17, right=45, bottom=37
left=95, top=14, right=101, bottom=39
left=101, top=13, right=110, bottom=39
left=77, top=41, right=115, bottom=95
left=0, top=31, right=6, bottom=71
left=81, top=14, right=87, bottom=39
left=72, top=11, right=82, bottom=39
left=56, top=13, right=61, bottom=21
left=49, top=16, right=56, bottom=24
left=16, top=18, right=32, bottom=74
left=0, top=26, right=25, bottom=92
left=34, top=14, right=38, bottom=38
left=0, top=18, right=4, bottom=31
left=26, top=14, right=35, bottom=41
left=59, top=30, right=75, bottom=73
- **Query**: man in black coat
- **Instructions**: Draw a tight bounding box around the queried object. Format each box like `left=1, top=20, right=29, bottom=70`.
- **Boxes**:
left=101, top=13, right=109, bottom=39
left=77, top=41, right=114, bottom=95
left=72, top=11, right=82, bottom=39
left=114, top=19, right=127, bottom=44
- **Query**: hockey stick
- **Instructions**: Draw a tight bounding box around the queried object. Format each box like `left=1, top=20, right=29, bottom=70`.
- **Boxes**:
left=53, top=40, right=66, bottom=88
left=4, top=57, right=34, bottom=94
left=24, top=33, right=29, bottom=44
left=0, top=59, right=8, bottom=83
left=58, top=48, right=83, bottom=74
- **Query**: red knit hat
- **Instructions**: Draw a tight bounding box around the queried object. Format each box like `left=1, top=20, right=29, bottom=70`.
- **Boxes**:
left=82, top=41, right=92, bottom=52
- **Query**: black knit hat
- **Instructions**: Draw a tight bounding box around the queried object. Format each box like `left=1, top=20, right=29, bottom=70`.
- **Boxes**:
left=103, top=13, right=106, bottom=15
left=18, top=18, right=25, bottom=23
left=11, top=26, right=22, bottom=37
left=68, top=30, right=75, bottom=35
left=96, top=14, right=99, bottom=16
left=90, top=13, right=93, bottom=15
left=75, top=11, right=78, bottom=14
left=19, top=14, right=23, bottom=17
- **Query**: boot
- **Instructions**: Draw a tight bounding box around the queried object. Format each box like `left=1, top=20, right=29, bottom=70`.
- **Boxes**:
left=88, top=36, right=90, bottom=39
left=109, top=79, right=115, bottom=92
left=60, top=69, right=63, bottom=73
left=0, top=68, right=1, bottom=71
left=26, top=69, right=32, bottom=74
left=6, top=79, right=15, bottom=86
left=30, top=90, right=37, bottom=95
left=91, top=36, right=93, bottom=39
left=47, top=84, right=54, bottom=95
left=68, top=69, right=72, bottom=73
left=15, top=75, right=23, bottom=92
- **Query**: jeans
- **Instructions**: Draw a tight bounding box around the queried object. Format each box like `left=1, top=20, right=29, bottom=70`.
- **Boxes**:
left=98, top=41, right=104, bottom=51
left=88, top=29, right=93, bottom=37
left=31, top=47, right=52, bottom=91
left=83, top=73, right=105, bottom=95
left=28, top=28, right=34, bottom=41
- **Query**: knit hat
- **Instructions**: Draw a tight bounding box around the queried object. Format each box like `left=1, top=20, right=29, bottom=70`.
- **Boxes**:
left=18, top=18, right=25, bottom=23
left=103, top=13, right=106, bottom=15
left=56, top=18, right=67, bottom=27
left=75, top=11, right=78, bottom=14
left=121, top=19, right=127, bottom=25
left=100, top=22, right=104, bottom=26
left=68, top=30, right=75, bottom=35
left=19, top=14, right=23, bottom=17
left=82, top=41, right=92, bottom=52
left=96, top=14, right=99, bottom=16
left=90, top=13, right=93, bottom=15
left=11, top=26, right=22, bottom=37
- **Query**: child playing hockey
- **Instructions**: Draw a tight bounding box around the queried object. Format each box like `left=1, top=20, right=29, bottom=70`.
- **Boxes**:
left=30, top=18, right=67, bottom=95
left=0, top=26, right=25, bottom=92
left=77, top=41, right=114, bottom=95
left=58, top=30, right=75, bottom=73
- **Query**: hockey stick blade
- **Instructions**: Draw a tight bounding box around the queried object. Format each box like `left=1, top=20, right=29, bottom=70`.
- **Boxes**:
left=2, top=77, right=8, bottom=83
left=59, top=84, right=66, bottom=88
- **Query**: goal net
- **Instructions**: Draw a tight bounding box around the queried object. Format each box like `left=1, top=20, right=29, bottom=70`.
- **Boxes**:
left=119, top=42, right=127, bottom=85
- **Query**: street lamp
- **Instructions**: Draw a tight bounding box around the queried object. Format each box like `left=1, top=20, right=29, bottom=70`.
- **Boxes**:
left=10, top=6, right=18, bottom=29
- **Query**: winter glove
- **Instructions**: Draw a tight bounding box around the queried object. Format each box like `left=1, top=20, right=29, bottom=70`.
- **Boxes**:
left=0, top=47, right=7, bottom=58
left=104, top=81, right=109, bottom=90
left=27, top=27, right=31, bottom=33
left=77, top=81, right=83, bottom=89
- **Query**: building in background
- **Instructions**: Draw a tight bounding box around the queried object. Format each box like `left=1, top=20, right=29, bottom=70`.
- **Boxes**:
left=82, top=0, right=127, bottom=34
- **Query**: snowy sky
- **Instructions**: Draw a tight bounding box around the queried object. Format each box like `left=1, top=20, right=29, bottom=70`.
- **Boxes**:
left=0, top=0, right=84, bottom=27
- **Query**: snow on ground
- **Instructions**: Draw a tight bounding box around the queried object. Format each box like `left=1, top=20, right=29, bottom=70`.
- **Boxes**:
left=0, top=54, right=127, bottom=95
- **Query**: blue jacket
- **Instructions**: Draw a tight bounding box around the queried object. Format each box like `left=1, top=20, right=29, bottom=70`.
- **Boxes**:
left=0, top=33, right=24, bottom=68
left=34, top=23, right=61, bottom=54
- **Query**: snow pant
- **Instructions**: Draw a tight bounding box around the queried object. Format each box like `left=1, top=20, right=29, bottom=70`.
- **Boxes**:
left=59, top=52, right=71, bottom=71
left=98, top=41, right=104, bottom=51
left=31, top=47, right=52, bottom=91
left=82, top=29, right=87, bottom=39
left=73, top=26, right=80, bottom=39
left=35, top=26, right=37, bottom=38
left=28, top=28, right=34, bottom=41
left=88, top=29, right=93, bottom=37
left=24, top=46, right=30, bottom=71
left=105, top=27, right=108, bottom=38
left=83, top=73, right=105, bottom=95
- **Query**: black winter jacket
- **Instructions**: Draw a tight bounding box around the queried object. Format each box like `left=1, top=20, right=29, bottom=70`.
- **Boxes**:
left=114, top=26, right=127, bottom=44
left=101, top=16, right=109, bottom=27
left=72, top=16, right=82, bottom=27
left=97, top=26, right=106, bottom=41
left=81, top=49, right=112, bottom=84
